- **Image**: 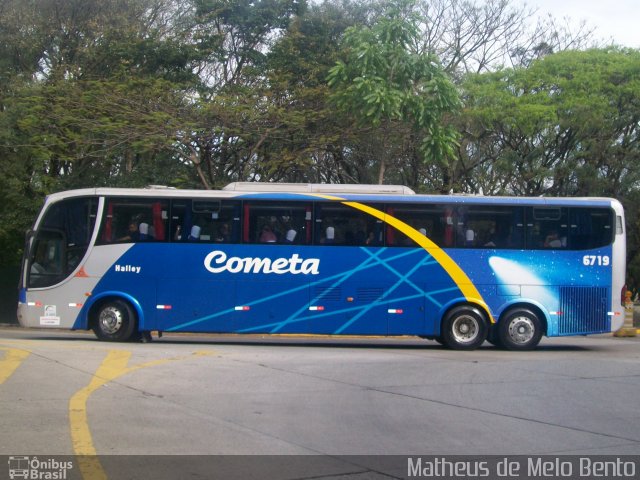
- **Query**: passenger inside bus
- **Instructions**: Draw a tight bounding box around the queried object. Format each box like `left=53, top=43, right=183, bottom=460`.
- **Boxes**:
left=323, top=226, right=335, bottom=244
left=215, top=223, right=231, bottom=243
left=139, top=222, right=150, bottom=240
left=285, top=229, right=297, bottom=243
left=118, top=221, right=140, bottom=242
left=259, top=225, right=277, bottom=243
left=188, top=225, right=201, bottom=241
left=544, top=230, right=563, bottom=248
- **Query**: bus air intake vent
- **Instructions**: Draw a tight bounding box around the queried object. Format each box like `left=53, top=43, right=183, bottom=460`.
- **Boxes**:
left=358, top=287, right=384, bottom=302
left=314, top=286, right=342, bottom=301
left=558, top=286, right=610, bottom=334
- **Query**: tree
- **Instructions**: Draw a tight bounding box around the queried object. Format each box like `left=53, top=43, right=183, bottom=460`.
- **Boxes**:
left=460, top=48, right=640, bottom=196
left=414, top=0, right=597, bottom=77
left=327, top=0, right=460, bottom=185
left=191, top=0, right=303, bottom=86
left=171, top=0, right=304, bottom=188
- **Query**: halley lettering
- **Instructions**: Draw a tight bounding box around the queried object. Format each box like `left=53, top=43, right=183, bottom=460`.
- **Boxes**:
left=204, top=250, right=320, bottom=275
left=114, top=265, right=141, bottom=274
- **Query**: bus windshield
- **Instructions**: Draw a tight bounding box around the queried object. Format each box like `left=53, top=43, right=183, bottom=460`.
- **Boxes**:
left=26, top=197, right=98, bottom=288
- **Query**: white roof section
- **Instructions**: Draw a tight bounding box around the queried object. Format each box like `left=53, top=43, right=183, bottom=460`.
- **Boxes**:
left=40, top=184, right=620, bottom=210
left=222, top=182, right=416, bottom=195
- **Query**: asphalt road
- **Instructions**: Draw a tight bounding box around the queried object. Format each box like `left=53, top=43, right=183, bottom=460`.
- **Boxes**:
left=1, top=326, right=640, bottom=479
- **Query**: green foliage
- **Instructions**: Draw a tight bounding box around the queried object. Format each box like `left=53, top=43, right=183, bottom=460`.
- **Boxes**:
left=327, top=0, right=461, bottom=183
left=461, top=47, right=640, bottom=196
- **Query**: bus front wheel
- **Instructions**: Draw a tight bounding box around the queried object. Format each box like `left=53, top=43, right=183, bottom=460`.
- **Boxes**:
left=441, top=306, right=488, bottom=350
left=498, top=308, right=542, bottom=351
left=92, top=299, right=137, bottom=342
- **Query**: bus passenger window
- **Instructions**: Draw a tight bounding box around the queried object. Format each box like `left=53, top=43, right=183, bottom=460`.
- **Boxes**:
left=171, top=199, right=240, bottom=243
left=456, top=205, right=518, bottom=249
left=98, top=198, right=168, bottom=244
left=568, top=207, right=614, bottom=250
left=315, top=202, right=382, bottom=246
left=246, top=201, right=312, bottom=245
left=385, top=204, right=443, bottom=247
left=526, top=207, right=567, bottom=249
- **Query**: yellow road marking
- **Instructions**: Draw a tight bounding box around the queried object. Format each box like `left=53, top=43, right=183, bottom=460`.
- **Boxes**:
left=0, top=338, right=117, bottom=351
left=70, top=349, right=215, bottom=480
left=0, top=348, right=30, bottom=384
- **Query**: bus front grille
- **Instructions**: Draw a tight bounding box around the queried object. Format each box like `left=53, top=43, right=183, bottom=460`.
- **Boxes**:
left=558, top=286, right=610, bottom=334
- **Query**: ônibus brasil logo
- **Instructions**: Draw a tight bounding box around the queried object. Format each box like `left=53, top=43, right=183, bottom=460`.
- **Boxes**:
left=204, top=250, right=320, bottom=275
left=7, top=456, right=73, bottom=480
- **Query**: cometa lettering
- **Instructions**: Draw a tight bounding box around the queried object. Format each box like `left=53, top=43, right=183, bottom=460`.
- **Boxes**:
left=204, top=250, right=320, bottom=275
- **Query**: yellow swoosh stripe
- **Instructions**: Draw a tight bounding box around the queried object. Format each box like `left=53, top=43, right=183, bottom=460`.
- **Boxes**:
left=311, top=193, right=494, bottom=323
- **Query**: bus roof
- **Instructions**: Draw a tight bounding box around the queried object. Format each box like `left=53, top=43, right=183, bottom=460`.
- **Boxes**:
left=42, top=185, right=622, bottom=210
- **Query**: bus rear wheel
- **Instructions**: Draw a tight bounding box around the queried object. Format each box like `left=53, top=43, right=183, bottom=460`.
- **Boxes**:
left=498, top=308, right=542, bottom=351
left=93, top=299, right=137, bottom=342
left=441, top=306, right=488, bottom=350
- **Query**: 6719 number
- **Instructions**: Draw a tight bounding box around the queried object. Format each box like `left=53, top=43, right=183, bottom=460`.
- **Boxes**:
left=582, top=255, right=610, bottom=266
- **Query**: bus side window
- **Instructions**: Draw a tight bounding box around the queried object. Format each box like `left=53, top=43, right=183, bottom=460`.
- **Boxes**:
left=457, top=205, right=517, bottom=249
left=172, top=199, right=240, bottom=243
left=569, top=207, right=614, bottom=250
left=97, top=198, right=168, bottom=244
left=247, top=201, right=311, bottom=245
left=385, top=204, right=442, bottom=247
left=315, top=202, right=382, bottom=246
left=527, top=207, right=567, bottom=249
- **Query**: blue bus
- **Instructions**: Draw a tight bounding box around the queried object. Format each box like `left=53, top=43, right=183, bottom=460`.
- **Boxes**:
left=17, top=183, right=626, bottom=350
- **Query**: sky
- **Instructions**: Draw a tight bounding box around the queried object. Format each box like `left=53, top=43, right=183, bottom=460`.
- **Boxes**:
left=527, top=0, right=640, bottom=48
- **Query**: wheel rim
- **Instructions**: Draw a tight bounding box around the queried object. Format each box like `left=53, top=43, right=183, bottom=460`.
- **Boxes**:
left=98, top=306, right=123, bottom=334
left=451, top=314, right=479, bottom=344
left=507, top=316, right=535, bottom=345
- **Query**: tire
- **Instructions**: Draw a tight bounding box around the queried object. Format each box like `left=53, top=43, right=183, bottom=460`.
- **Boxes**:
left=92, top=299, right=137, bottom=342
left=498, top=308, right=542, bottom=351
left=441, top=306, right=488, bottom=350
